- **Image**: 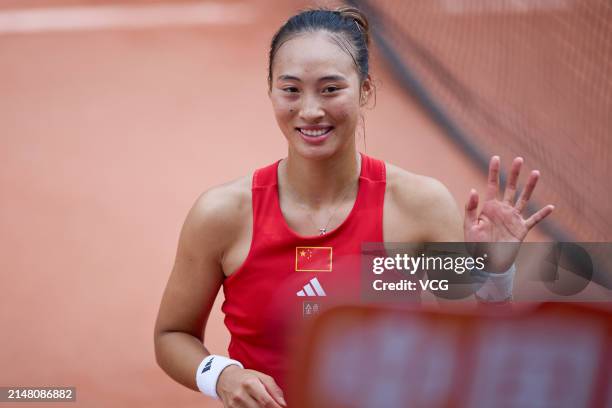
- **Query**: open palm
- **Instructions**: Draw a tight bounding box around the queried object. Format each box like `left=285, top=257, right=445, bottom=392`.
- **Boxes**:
left=464, top=156, right=554, bottom=269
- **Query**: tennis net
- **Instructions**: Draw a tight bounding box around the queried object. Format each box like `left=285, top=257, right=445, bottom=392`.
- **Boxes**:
left=352, top=0, right=612, bottom=241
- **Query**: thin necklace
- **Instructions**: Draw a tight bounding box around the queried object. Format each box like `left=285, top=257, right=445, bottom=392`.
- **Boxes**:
left=284, top=156, right=361, bottom=236
left=308, top=181, right=356, bottom=236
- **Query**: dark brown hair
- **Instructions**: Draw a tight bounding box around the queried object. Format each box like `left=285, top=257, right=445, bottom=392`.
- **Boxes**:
left=268, top=6, right=371, bottom=90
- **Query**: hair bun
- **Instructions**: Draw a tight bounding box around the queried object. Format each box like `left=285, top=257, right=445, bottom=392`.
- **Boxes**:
left=336, top=6, right=370, bottom=45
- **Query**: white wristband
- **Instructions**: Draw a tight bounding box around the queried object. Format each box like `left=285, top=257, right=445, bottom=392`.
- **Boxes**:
left=196, top=355, right=244, bottom=399
left=472, top=263, right=516, bottom=302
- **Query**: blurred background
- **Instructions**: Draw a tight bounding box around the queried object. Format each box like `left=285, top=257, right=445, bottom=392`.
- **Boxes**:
left=0, top=0, right=610, bottom=406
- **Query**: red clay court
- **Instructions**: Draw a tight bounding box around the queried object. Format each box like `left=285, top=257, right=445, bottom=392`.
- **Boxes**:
left=1, top=1, right=609, bottom=407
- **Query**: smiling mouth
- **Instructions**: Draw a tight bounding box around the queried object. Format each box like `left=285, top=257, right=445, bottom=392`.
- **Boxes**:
left=297, top=127, right=334, bottom=137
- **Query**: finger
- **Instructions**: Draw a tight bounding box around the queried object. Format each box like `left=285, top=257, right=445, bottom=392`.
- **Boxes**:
left=227, top=391, right=260, bottom=408
left=239, top=396, right=260, bottom=408
left=525, top=205, right=555, bottom=229
left=244, top=378, right=283, bottom=408
left=256, top=374, right=287, bottom=407
left=502, top=157, right=523, bottom=204
left=464, top=188, right=479, bottom=229
left=485, top=156, right=500, bottom=201
left=515, top=170, right=540, bottom=213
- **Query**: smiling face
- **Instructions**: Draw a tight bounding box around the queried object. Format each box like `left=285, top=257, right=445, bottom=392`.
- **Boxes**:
left=269, top=31, right=371, bottom=160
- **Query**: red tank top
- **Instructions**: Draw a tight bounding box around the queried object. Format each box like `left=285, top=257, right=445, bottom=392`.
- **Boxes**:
left=221, top=153, right=386, bottom=393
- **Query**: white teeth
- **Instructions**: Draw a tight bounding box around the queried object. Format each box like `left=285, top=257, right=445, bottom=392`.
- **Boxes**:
left=299, top=128, right=331, bottom=137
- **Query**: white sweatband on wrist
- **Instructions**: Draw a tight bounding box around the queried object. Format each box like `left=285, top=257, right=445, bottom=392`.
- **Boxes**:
left=196, top=355, right=244, bottom=399
left=472, top=263, right=516, bottom=302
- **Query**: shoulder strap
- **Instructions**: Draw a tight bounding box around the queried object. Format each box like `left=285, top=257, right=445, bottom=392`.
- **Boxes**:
left=360, top=153, right=386, bottom=183
left=253, top=160, right=280, bottom=189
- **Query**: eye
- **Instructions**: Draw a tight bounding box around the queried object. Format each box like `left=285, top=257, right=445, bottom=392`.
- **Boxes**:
left=323, top=86, right=339, bottom=93
left=283, top=87, right=299, bottom=93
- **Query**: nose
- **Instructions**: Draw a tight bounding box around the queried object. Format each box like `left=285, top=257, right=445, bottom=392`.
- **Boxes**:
left=299, top=94, right=324, bottom=122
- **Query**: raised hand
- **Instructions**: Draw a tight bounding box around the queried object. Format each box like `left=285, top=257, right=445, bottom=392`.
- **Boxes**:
left=464, top=156, right=554, bottom=270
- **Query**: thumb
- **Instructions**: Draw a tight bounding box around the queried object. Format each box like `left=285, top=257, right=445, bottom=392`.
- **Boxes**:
left=255, top=373, right=286, bottom=407
left=464, top=188, right=479, bottom=229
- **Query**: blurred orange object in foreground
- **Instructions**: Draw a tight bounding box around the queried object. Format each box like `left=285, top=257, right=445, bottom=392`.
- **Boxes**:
left=289, top=303, right=612, bottom=408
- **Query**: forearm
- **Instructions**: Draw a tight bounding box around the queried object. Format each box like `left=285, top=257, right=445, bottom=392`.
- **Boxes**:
left=155, top=331, right=211, bottom=391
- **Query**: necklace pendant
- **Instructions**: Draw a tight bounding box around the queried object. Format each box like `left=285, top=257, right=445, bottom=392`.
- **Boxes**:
left=319, top=228, right=327, bottom=236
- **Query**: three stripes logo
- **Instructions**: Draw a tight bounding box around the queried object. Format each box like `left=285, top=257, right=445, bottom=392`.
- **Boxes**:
left=297, top=277, right=327, bottom=297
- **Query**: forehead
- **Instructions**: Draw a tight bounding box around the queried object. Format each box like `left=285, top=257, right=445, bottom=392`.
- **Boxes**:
left=272, top=31, right=358, bottom=80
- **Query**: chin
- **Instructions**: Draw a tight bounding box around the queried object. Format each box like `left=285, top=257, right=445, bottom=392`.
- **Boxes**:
left=292, top=144, right=338, bottom=161
left=298, top=140, right=349, bottom=161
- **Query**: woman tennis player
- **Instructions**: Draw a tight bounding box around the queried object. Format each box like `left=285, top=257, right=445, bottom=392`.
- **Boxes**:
left=154, top=6, right=554, bottom=408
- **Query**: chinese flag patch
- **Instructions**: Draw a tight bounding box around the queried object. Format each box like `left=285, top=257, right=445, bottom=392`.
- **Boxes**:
left=295, top=247, right=332, bottom=272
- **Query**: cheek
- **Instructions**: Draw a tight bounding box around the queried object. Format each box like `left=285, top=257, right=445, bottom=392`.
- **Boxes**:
left=271, top=98, right=295, bottom=126
left=328, top=96, right=360, bottom=124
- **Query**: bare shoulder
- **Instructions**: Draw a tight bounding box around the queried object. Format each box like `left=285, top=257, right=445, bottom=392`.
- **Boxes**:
left=183, top=174, right=252, bottom=257
left=384, top=163, right=462, bottom=242
left=385, top=163, right=455, bottom=211
left=193, top=175, right=252, bottom=221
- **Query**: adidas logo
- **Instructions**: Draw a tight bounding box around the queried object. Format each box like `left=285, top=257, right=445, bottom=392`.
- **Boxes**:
left=296, top=277, right=326, bottom=297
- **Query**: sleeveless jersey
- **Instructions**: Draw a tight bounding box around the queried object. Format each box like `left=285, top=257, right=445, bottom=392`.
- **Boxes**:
left=221, top=153, right=386, bottom=393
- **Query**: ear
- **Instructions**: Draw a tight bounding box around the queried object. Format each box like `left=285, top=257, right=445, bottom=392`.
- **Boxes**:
left=360, top=75, right=373, bottom=106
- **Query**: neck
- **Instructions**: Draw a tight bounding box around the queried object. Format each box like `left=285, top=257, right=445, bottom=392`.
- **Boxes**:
left=280, top=147, right=361, bottom=209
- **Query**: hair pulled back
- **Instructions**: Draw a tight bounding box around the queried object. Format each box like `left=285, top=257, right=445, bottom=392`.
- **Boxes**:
left=268, top=6, right=371, bottom=90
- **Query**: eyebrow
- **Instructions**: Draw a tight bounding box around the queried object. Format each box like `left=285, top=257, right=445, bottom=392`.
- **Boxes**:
left=277, top=74, right=347, bottom=82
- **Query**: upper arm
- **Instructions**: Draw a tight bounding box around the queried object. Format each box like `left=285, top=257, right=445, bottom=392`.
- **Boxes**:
left=154, top=185, right=246, bottom=341
left=418, top=178, right=463, bottom=242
